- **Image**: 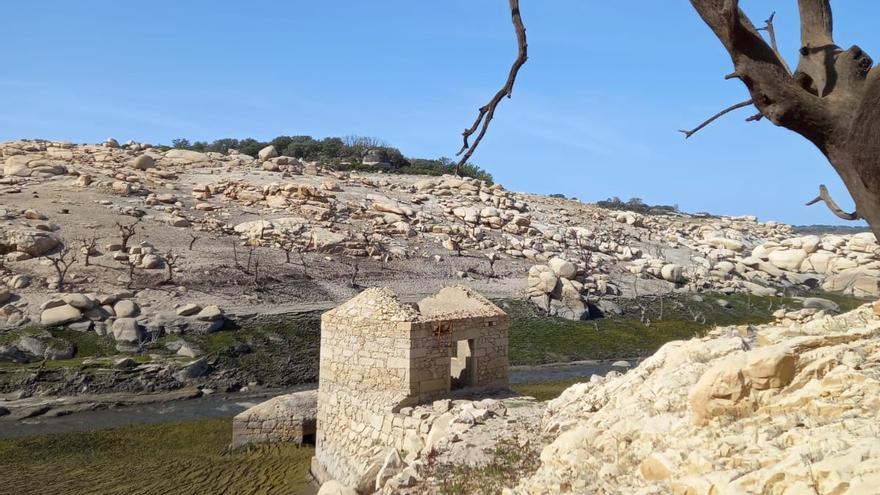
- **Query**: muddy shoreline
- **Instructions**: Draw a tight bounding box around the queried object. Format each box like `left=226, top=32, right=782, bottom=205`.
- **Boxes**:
left=0, top=359, right=634, bottom=438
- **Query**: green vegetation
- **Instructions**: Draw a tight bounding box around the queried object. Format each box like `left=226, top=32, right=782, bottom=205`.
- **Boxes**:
left=1, top=293, right=867, bottom=391
left=0, top=418, right=315, bottom=495
left=510, top=378, right=584, bottom=402
left=165, top=134, right=494, bottom=183
left=153, top=314, right=322, bottom=388
left=427, top=438, right=540, bottom=495
left=595, top=196, right=680, bottom=215
left=505, top=292, right=861, bottom=365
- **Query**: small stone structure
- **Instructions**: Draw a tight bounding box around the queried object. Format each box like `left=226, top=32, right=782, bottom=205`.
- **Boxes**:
left=231, top=389, right=317, bottom=449
left=312, top=285, right=508, bottom=489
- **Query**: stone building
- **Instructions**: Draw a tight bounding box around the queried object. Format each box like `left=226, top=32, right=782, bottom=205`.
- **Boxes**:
left=312, top=285, right=508, bottom=489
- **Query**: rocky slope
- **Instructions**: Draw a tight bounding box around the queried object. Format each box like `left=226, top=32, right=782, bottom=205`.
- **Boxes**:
left=508, top=303, right=880, bottom=494
left=353, top=304, right=880, bottom=494
left=1, top=138, right=879, bottom=390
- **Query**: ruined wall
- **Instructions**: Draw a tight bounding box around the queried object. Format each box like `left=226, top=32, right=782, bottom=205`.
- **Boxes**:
left=316, top=305, right=416, bottom=488
left=407, top=315, right=508, bottom=404
left=231, top=389, right=317, bottom=449
left=314, top=287, right=509, bottom=490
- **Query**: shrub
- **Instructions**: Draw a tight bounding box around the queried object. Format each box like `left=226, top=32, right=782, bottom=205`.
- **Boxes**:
left=163, top=135, right=494, bottom=183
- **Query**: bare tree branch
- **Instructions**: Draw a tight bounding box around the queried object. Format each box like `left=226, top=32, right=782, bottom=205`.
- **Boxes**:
left=797, top=0, right=833, bottom=47
left=455, top=0, right=527, bottom=174
left=689, top=0, right=833, bottom=146
left=679, top=99, right=755, bottom=139
left=757, top=12, right=792, bottom=74
left=806, top=184, right=860, bottom=220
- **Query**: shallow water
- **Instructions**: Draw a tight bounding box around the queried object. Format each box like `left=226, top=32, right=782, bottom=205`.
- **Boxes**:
left=1, top=360, right=634, bottom=439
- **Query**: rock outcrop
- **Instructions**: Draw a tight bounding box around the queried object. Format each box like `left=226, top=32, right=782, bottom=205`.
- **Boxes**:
left=512, top=305, right=880, bottom=494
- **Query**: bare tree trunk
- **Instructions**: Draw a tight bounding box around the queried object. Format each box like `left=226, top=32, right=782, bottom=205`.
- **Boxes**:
left=690, top=1, right=880, bottom=238
left=828, top=146, right=880, bottom=239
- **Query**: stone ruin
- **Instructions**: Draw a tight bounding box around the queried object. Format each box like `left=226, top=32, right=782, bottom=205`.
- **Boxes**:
left=311, top=285, right=509, bottom=489
left=232, top=389, right=317, bottom=449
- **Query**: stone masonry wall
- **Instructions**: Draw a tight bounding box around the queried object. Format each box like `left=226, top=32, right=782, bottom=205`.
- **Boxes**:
left=231, top=389, right=317, bottom=449
left=314, top=287, right=509, bottom=490
left=316, top=308, right=415, bottom=488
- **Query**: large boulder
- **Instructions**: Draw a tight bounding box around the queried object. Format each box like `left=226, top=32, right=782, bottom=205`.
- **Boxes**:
left=3, top=156, right=32, bottom=176
left=5, top=230, right=60, bottom=257
left=660, top=264, right=684, bottom=283
left=548, top=258, right=577, bottom=279
left=16, top=336, right=47, bottom=357
left=767, top=248, right=808, bottom=272
left=234, top=220, right=273, bottom=238
left=114, top=300, right=140, bottom=318
left=44, top=339, right=75, bottom=360
left=61, top=293, right=95, bottom=311
left=310, top=228, right=346, bottom=253
left=528, top=265, right=559, bottom=296
left=801, top=297, right=840, bottom=313
left=195, top=305, right=223, bottom=321
left=258, top=145, right=278, bottom=162
left=174, top=357, right=210, bottom=381
left=40, top=304, right=82, bottom=326
left=164, top=149, right=208, bottom=164
left=317, top=481, right=357, bottom=495
left=822, top=268, right=880, bottom=297
left=129, top=155, right=155, bottom=170
left=111, top=318, right=144, bottom=345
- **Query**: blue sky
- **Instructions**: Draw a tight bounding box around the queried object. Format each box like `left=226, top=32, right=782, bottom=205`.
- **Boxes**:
left=3, top=1, right=878, bottom=226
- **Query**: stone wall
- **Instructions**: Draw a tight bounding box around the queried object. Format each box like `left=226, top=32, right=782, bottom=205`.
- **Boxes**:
left=313, top=286, right=509, bottom=490
left=231, top=389, right=317, bottom=449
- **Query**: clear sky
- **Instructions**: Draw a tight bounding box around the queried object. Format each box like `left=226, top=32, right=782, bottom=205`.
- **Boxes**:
left=3, top=1, right=878, bottom=226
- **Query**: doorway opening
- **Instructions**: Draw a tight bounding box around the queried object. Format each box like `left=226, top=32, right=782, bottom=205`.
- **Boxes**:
left=450, top=339, right=475, bottom=390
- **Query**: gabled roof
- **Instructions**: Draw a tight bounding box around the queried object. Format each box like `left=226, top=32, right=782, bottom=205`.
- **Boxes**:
left=417, top=285, right=505, bottom=320
left=323, top=287, right=419, bottom=322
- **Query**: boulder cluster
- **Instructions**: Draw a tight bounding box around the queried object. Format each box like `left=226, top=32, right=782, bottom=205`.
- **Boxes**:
left=512, top=304, right=880, bottom=494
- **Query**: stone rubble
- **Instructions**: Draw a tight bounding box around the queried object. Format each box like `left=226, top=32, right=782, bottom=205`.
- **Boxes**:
left=509, top=304, right=880, bottom=494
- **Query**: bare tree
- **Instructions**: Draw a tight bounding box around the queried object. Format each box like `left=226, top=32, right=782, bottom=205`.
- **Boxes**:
left=115, top=218, right=141, bottom=250
left=43, top=247, right=77, bottom=292
left=455, top=0, right=528, bottom=174
left=486, top=252, right=499, bottom=278
left=164, top=250, right=180, bottom=284
left=188, top=233, right=199, bottom=251
left=466, top=2, right=880, bottom=237
left=686, top=2, right=880, bottom=237
left=77, top=236, right=98, bottom=267
left=118, top=257, right=136, bottom=289
left=277, top=236, right=296, bottom=264
left=348, top=259, right=360, bottom=289
left=252, top=252, right=261, bottom=287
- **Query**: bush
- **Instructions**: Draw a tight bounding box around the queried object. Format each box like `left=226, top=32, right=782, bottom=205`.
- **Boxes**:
left=165, top=135, right=494, bottom=183
left=596, top=196, right=679, bottom=215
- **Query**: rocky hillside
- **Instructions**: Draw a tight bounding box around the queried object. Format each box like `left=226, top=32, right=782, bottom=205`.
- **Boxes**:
left=1, top=138, right=879, bottom=371
left=510, top=303, right=880, bottom=494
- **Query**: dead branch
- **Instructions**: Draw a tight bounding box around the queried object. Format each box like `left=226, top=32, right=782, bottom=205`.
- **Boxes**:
left=679, top=99, right=755, bottom=139
left=454, top=0, right=528, bottom=174
left=164, top=249, right=180, bottom=284
left=77, top=236, right=98, bottom=267
left=486, top=252, right=499, bottom=278
left=115, top=218, right=141, bottom=250
left=756, top=12, right=792, bottom=74
left=118, top=256, right=136, bottom=289
left=806, top=184, right=860, bottom=220
left=348, top=259, right=360, bottom=288
left=43, top=247, right=77, bottom=292
left=188, top=233, right=199, bottom=251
